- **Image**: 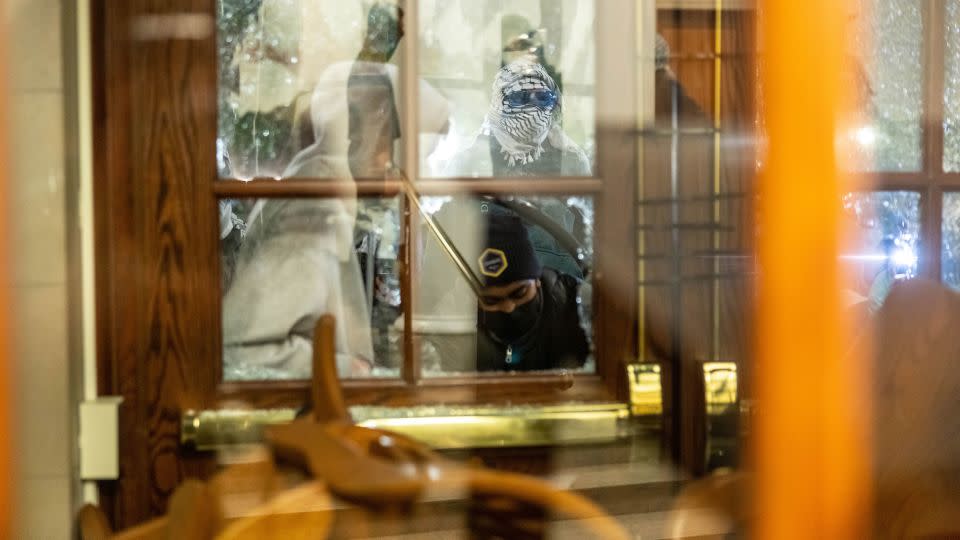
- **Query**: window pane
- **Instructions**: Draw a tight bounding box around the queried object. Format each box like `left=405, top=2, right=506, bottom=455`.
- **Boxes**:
left=944, top=0, right=960, bottom=172
left=414, top=194, right=594, bottom=375
left=221, top=196, right=403, bottom=380
left=942, top=193, right=960, bottom=288
left=842, top=191, right=921, bottom=310
left=850, top=0, right=923, bottom=172
left=419, top=0, right=596, bottom=177
left=217, top=1, right=411, bottom=180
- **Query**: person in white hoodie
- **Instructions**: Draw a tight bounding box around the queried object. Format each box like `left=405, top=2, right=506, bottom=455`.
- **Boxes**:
left=305, top=3, right=450, bottom=176
left=221, top=131, right=374, bottom=380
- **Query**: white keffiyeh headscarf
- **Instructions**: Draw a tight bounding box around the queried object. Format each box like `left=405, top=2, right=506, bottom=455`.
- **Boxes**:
left=481, top=59, right=562, bottom=166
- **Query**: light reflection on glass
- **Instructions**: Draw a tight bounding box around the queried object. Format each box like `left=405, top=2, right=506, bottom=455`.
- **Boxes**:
left=842, top=191, right=920, bottom=310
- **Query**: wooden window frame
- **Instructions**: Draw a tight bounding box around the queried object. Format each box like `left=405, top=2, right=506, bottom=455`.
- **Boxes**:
left=874, top=1, right=959, bottom=281
left=93, top=0, right=639, bottom=481
left=206, top=2, right=637, bottom=408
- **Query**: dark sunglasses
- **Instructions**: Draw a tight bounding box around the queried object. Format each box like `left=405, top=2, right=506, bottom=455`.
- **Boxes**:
left=504, top=89, right=558, bottom=109
left=479, top=283, right=532, bottom=306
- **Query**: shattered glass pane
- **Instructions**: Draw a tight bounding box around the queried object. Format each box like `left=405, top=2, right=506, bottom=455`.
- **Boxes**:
left=415, top=195, right=595, bottom=376
left=221, top=196, right=402, bottom=381
left=842, top=191, right=921, bottom=311
left=851, top=0, right=923, bottom=172
left=419, top=0, right=596, bottom=177
left=941, top=193, right=960, bottom=289
left=944, top=0, right=960, bottom=172
left=217, top=0, right=306, bottom=179
left=217, top=0, right=410, bottom=180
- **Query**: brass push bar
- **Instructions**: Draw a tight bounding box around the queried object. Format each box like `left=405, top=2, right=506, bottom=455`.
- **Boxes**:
left=179, top=363, right=738, bottom=468
left=180, top=364, right=673, bottom=451
left=181, top=402, right=635, bottom=452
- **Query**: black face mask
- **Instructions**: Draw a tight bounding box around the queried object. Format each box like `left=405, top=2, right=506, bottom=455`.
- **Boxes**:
left=480, top=289, right=543, bottom=343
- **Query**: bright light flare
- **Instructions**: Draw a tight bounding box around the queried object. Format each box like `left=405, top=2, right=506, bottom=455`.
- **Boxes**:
left=854, top=126, right=876, bottom=148
left=891, top=247, right=918, bottom=268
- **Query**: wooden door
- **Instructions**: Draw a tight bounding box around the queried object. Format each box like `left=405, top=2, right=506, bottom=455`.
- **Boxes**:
left=92, top=0, right=648, bottom=529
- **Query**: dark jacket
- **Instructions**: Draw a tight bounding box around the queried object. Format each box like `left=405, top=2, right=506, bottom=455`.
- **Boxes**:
left=476, top=268, right=590, bottom=371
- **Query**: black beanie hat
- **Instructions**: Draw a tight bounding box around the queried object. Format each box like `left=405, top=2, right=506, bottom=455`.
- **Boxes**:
left=476, top=214, right=542, bottom=287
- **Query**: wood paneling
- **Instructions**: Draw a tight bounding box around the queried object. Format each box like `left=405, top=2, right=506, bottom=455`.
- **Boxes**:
left=95, top=0, right=220, bottom=527
left=95, top=0, right=137, bottom=525
left=643, top=9, right=756, bottom=474
left=594, top=122, right=640, bottom=402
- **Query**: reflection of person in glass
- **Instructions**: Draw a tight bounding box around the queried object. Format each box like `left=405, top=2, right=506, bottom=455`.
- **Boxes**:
left=444, top=58, right=590, bottom=177
left=500, top=14, right=563, bottom=93
left=295, top=2, right=449, bottom=370
left=347, top=2, right=403, bottom=179
left=474, top=214, right=589, bottom=371
left=221, top=129, right=374, bottom=380
left=347, top=3, right=407, bottom=367
left=306, top=3, right=449, bottom=171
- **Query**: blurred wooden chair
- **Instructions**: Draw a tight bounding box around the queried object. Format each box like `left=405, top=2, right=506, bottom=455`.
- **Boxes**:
left=79, top=460, right=329, bottom=540
left=265, top=315, right=630, bottom=539
left=213, top=481, right=333, bottom=540
left=664, top=471, right=748, bottom=540
left=78, top=480, right=218, bottom=540
left=873, top=280, right=960, bottom=539
left=81, top=314, right=629, bottom=539
left=77, top=504, right=115, bottom=540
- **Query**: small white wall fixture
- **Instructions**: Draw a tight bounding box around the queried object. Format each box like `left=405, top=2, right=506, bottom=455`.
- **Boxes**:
left=79, top=397, right=123, bottom=480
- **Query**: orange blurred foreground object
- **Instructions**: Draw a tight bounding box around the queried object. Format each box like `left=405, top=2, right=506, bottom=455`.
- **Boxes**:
left=756, top=0, right=871, bottom=538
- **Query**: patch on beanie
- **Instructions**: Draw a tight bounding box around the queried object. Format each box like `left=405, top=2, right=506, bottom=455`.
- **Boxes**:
left=478, top=248, right=508, bottom=278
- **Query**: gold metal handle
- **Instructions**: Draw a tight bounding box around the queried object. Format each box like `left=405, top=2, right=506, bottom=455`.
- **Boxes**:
left=626, top=363, right=663, bottom=419
left=181, top=403, right=635, bottom=452
left=180, top=408, right=297, bottom=450
left=703, top=361, right=739, bottom=470
left=181, top=367, right=664, bottom=452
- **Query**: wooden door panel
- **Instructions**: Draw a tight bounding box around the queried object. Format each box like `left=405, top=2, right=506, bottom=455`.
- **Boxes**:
left=95, top=0, right=220, bottom=527
left=90, top=0, right=756, bottom=529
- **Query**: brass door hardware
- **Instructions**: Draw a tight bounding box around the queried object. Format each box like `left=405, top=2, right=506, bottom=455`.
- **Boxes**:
left=181, top=403, right=632, bottom=451
left=703, top=361, right=738, bottom=470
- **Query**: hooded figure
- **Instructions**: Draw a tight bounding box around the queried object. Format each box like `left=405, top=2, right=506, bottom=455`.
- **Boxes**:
left=473, top=214, right=590, bottom=372
left=443, top=58, right=591, bottom=177
left=221, top=136, right=374, bottom=380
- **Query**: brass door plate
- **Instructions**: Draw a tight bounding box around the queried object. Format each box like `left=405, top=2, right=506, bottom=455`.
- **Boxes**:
left=626, top=363, right=663, bottom=417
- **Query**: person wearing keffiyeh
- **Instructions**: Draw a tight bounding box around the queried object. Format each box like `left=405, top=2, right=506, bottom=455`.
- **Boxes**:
left=443, top=58, right=590, bottom=177
left=436, top=58, right=592, bottom=287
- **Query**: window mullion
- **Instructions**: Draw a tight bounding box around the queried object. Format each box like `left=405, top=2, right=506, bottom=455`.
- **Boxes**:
left=924, top=0, right=946, bottom=175
left=921, top=1, right=946, bottom=280
left=399, top=0, right=421, bottom=385
left=923, top=185, right=944, bottom=280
